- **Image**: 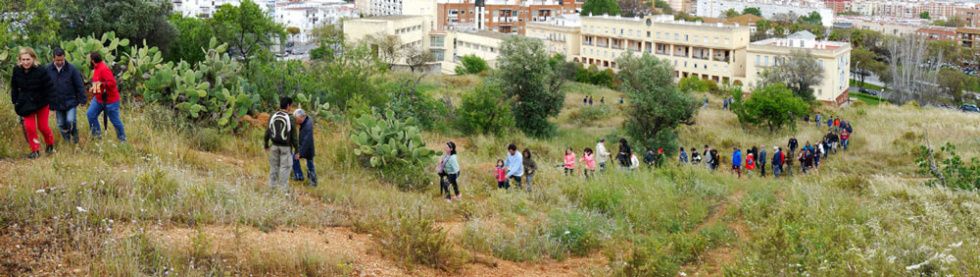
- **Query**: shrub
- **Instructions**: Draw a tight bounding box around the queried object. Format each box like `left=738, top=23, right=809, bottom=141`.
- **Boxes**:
left=731, top=83, right=809, bottom=132
left=455, top=54, right=489, bottom=75
left=917, top=143, right=979, bottom=190
left=547, top=209, right=612, bottom=258
left=350, top=110, right=437, bottom=190
left=456, top=82, right=515, bottom=135
left=617, top=53, right=697, bottom=155
left=380, top=209, right=464, bottom=271
left=497, top=36, right=565, bottom=137
left=567, top=105, right=612, bottom=126
left=189, top=128, right=225, bottom=152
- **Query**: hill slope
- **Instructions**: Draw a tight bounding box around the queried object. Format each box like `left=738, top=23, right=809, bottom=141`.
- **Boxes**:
left=1, top=83, right=979, bottom=276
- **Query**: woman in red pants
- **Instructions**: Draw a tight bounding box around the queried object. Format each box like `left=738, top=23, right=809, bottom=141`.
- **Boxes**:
left=10, top=47, right=56, bottom=159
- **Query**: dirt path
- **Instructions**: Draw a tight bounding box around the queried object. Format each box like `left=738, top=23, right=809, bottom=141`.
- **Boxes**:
left=680, top=190, right=747, bottom=276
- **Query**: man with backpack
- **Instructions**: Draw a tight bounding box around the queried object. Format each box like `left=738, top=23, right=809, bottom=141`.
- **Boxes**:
left=772, top=146, right=782, bottom=178
left=292, top=109, right=317, bottom=187
left=265, top=97, right=298, bottom=192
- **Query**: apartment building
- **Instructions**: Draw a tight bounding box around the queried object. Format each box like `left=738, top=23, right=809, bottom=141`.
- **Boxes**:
left=746, top=31, right=851, bottom=104
left=958, top=27, right=980, bottom=48
left=823, top=0, right=850, bottom=14
left=579, top=15, right=751, bottom=85
left=354, top=0, right=437, bottom=16
left=695, top=0, right=835, bottom=27
left=525, top=14, right=582, bottom=60
left=173, top=0, right=275, bottom=18
left=957, top=5, right=980, bottom=27
left=274, top=0, right=359, bottom=44
left=440, top=31, right=514, bottom=73
left=435, top=0, right=582, bottom=35
left=916, top=26, right=957, bottom=41
left=343, top=15, right=431, bottom=64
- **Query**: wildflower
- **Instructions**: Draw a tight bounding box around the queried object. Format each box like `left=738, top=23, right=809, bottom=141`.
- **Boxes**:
left=76, top=206, right=88, bottom=213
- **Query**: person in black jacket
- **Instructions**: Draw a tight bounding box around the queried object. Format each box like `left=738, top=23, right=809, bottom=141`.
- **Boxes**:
left=46, top=48, right=87, bottom=144
left=291, top=109, right=317, bottom=186
left=617, top=138, right=632, bottom=168
left=10, top=47, right=56, bottom=159
left=264, top=97, right=298, bottom=192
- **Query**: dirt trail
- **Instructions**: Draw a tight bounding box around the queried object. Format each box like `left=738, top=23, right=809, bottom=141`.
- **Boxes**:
left=142, top=224, right=606, bottom=277
left=680, top=190, right=747, bottom=276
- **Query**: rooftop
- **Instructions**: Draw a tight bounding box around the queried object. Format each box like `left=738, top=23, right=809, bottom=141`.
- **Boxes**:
left=457, top=30, right=515, bottom=40
left=751, top=31, right=848, bottom=51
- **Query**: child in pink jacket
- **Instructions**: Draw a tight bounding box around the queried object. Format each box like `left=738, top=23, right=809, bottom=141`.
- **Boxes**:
left=563, top=148, right=576, bottom=176
left=581, top=147, right=596, bottom=179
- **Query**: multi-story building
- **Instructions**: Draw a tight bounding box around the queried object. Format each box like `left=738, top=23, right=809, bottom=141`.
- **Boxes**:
left=354, top=0, right=437, bottom=16
left=274, top=0, right=359, bottom=44
left=746, top=31, right=851, bottom=104
left=957, top=27, right=980, bottom=48
left=344, top=15, right=432, bottom=64
left=836, top=16, right=926, bottom=37
left=695, top=0, right=835, bottom=27
left=173, top=0, right=274, bottom=18
left=526, top=14, right=582, bottom=60
left=579, top=15, right=751, bottom=85
left=435, top=0, right=582, bottom=35
left=916, top=26, right=957, bottom=41
left=441, top=31, right=514, bottom=73
left=823, top=0, right=850, bottom=14
left=956, top=5, right=980, bottom=27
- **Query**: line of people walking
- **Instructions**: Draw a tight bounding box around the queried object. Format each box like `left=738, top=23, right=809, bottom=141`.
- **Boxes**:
left=9, top=47, right=126, bottom=159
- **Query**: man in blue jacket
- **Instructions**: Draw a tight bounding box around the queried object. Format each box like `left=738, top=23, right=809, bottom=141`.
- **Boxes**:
left=46, top=48, right=87, bottom=144
left=292, top=109, right=317, bottom=186
left=731, top=147, right=742, bottom=178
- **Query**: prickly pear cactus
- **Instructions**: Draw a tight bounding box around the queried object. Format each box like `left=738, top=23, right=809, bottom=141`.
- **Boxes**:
left=350, top=110, right=436, bottom=168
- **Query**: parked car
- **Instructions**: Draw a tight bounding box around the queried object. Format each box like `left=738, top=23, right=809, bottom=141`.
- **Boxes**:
left=960, top=104, right=980, bottom=113
left=859, top=88, right=880, bottom=96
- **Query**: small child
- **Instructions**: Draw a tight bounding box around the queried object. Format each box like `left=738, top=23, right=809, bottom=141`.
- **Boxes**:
left=495, top=159, right=508, bottom=189
left=581, top=147, right=596, bottom=179
left=745, top=152, right=756, bottom=177
left=563, top=148, right=577, bottom=176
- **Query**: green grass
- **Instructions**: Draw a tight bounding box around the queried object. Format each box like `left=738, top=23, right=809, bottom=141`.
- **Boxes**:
left=852, top=91, right=883, bottom=106
left=850, top=79, right=884, bottom=91
left=2, top=80, right=980, bottom=276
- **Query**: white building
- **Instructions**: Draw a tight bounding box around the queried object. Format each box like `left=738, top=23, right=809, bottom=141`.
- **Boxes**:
left=356, top=0, right=437, bottom=16
left=695, top=0, right=834, bottom=27
left=275, top=0, right=359, bottom=44
left=172, top=0, right=275, bottom=18
left=525, top=14, right=582, bottom=61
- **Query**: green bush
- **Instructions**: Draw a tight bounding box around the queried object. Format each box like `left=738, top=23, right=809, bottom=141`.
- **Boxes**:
left=455, top=54, right=489, bottom=75
left=917, top=143, right=979, bottom=190
left=350, top=110, right=437, bottom=190
left=189, top=128, right=225, bottom=152
left=456, top=82, right=514, bottom=135
left=547, top=208, right=612, bottom=258
left=567, top=105, right=612, bottom=126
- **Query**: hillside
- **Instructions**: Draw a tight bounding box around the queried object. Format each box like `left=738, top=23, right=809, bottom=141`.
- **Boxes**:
left=1, top=79, right=980, bottom=276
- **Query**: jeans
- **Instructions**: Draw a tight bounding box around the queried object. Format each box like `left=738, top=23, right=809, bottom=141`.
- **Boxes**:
left=54, top=107, right=79, bottom=143
left=268, top=145, right=293, bottom=192
left=759, top=163, right=766, bottom=177
left=505, top=175, right=522, bottom=189
left=843, top=139, right=849, bottom=150
left=292, top=156, right=317, bottom=186
left=773, top=164, right=781, bottom=177
left=524, top=174, right=533, bottom=192
left=87, top=100, right=126, bottom=141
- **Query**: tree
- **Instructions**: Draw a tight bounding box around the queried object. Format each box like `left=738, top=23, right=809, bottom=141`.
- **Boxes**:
left=937, top=67, right=967, bottom=104
left=616, top=53, right=697, bottom=154
left=309, top=24, right=344, bottom=62
left=732, top=84, right=808, bottom=132
left=798, top=11, right=822, bottom=26
left=920, top=12, right=930, bottom=19
left=457, top=81, right=515, bottom=135
left=753, top=19, right=771, bottom=41
left=455, top=55, right=489, bottom=75
left=581, top=0, right=620, bottom=16
left=404, top=45, right=434, bottom=72
left=742, top=7, right=762, bottom=17
left=761, top=50, right=823, bottom=101
left=850, top=47, right=883, bottom=89
left=496, top=36, right=564, bottom=137
left=618, top=0, right=650, bottom=17
left=653, top=0, right=673, bottom=14
left=167, top=14, right=213, bottom=64
left=210, top=0, right=285, bottom=70
left=886, top=35, right=939, bottom=104
left=724, top=9, right=740, bottom=18
left=674, top=12, right=703, bottom=22
left=61, top=0, right=177, bottom=54
left=369, top=34, right=402, bottom=68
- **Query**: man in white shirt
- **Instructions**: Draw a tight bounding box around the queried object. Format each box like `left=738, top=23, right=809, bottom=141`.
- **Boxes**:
left=595, top=139, right=611, bottom=171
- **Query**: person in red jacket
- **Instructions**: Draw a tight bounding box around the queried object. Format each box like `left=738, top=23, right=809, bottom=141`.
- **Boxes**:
left=85, top=52, right=126, bottom=141
left=10, top=47, right=56, bottom=159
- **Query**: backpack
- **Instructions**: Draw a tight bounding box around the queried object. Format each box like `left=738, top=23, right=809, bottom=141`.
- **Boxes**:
left=269, top=111, right=292, bottom=145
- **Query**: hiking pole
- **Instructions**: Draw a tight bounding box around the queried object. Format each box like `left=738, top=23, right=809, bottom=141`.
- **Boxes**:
left=102, top=85, right=109, bottom=131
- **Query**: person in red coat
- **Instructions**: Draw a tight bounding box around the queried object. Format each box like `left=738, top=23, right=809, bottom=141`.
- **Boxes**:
left=85, top=51, right=126, bottom=141
left=10, top=47, right=56, bottom=159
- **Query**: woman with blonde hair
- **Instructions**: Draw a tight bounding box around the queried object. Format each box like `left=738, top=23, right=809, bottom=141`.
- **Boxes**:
left=10, top=47, right=56, bottom=159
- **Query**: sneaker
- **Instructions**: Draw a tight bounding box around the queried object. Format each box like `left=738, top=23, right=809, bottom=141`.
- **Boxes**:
left=28, top=151, right=40, bottom=159
left=45, top=145, right=55, bottom=155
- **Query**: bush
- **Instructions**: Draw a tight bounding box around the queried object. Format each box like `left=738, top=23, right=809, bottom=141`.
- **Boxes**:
left=456, top=82, right=515, bottom=135
left=189, top=128, right=225, bottom=152
left=617, top=53, right=697, bottom=155
left=455, top=54, right=489, bottom=75
left=917, top=143, right=979, bottom=190
left=547, top=209, right=612, bottom=258
left=567, top=105, right=612, bottom=126
left=731, top=83, right=809, bottom=132
left=380, top=209, right=464, bottom=271
left=574, top=64, right=616, bottom=89
left=350, top=110, right=437, bottom=190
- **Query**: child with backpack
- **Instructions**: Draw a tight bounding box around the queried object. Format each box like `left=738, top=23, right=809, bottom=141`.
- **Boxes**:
left=264, top=97, right=298, bottom=193
left=745, top=152, right=755, bottom=177
left=563, top=147, right=577, bottom=176
left=582, top=147, right=596, bottom=179
left=495, top=159, right=508, bottom=189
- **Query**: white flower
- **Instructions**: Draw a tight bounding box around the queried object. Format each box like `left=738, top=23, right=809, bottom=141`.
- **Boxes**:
left=679, top=272, right=687, bottom=276
left=76, top=206, right=88, bottom=213
left=948, top=241, right=962, bottom=248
